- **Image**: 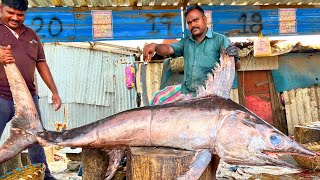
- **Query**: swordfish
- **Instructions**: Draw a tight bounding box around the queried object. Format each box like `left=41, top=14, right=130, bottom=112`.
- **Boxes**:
left=0, top=52, right=317, bottom=180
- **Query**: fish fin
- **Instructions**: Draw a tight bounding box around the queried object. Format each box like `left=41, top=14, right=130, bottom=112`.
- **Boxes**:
left=177, top=149, right=212, bottom=180
left=4, top=63, right=42, bottom=132
left=196, top=51, right=235, bottom=99
left=104, top=147, right=126, bottom=180
left=0, top=123, right=37, bottom=163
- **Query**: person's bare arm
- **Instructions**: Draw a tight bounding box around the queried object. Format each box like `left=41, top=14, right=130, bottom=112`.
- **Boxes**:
left=143, top=43, right=174, bottom=62
left=36, top=61, right=61, bottom=111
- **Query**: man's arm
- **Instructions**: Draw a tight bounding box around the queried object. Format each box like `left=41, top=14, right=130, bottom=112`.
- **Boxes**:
left=36, top=61, right=61, bottom=111
left=143, top=43, right=174, bottom=62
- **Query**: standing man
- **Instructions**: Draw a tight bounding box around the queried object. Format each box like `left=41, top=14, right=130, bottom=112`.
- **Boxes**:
left=143, top=5, right=240, bottom=179
left=0, top=0, right=61, bottom=179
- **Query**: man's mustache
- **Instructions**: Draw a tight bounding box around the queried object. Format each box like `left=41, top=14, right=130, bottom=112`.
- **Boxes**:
left=9, top=20, right=19, bottom=24
left=191, top=27, right=199, bottom=32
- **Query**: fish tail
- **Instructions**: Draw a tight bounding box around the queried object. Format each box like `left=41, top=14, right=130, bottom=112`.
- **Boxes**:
left=0, top=63, right=44, bottom=164
left=37, top=131, right=64, bottom=146
left=0, top=127, right=37, bottom=164
left=4, top=63, right=43, bottom=132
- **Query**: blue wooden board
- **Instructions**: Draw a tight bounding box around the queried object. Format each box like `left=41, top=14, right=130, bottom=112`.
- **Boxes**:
left=23, top=6, right=320, bottom=42
left=25, top=7, right=76, bottom=42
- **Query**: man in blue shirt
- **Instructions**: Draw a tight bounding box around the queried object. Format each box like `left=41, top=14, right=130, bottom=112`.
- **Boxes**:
left=143, top=5, right=240, bottom=179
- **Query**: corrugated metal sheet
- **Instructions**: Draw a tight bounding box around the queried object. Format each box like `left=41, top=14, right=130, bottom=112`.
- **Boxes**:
left=37, top=43, right=138, bottom=130
left=283, top=85, right=320, bottom=135
left=0, top=0, right=319, bottom=7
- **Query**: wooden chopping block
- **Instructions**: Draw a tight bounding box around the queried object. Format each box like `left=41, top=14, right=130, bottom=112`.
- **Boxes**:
left=294, top=122, right=320, bottom=144
left=81, top=148, right=126, bottom=180
left=82, top=148, right=109, bottom=180
left=293, top=122, right=320, bottom=170
left=127, top=147, right=213, bottom=180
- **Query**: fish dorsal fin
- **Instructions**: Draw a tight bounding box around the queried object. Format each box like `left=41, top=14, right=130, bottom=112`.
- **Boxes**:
left=196, top=51, right=235, bottom=99
left=4, top=63, right=42, bottom=131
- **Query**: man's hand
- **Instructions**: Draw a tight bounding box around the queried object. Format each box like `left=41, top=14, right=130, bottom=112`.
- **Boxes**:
left=143, top=43, right=156, bottom=62
left=0, top=45, right=15, bottom=64
left=226, top=43, right=238, bottom=57
left=52, top=93, right=61, bottom=111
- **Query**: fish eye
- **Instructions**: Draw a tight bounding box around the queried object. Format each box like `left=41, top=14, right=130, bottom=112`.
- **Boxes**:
left=270, top=135, right=282, bottom=146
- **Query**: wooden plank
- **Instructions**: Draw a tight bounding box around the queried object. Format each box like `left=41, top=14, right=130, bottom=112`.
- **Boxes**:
left=302, top=88, right=312, bottom=125
left=283, top=91, right=293, bottom=135
left=310, top=86, right=317, bottom=122
left=289, top=90, right=299, bottom=135
left=268, top=71, right=288, bottom=134
left=238, top=56, right=278, bottom=71
left=297, top=89, right=306, bottom=125
left=136, top=64, right=142, bottom=94
left=284, top=85, right=320, bottom=135
left=139, top=64, right=150, bottom=106
left=316, top=86, right=320, bottom=121
left=146, top=63, right=163, bottom=103
left=310, top=86, right=320, bottom=122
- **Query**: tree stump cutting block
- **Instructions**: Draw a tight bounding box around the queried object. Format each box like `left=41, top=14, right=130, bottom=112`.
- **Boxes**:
left=127, top=147, right=213, bottom=180
left=81, top=148, right=125, bottom=180
left=82, top=148, right=109, bottom=180
left=293, top=122, right=320, bottom=170
left=294, top=122, right=320, bottom=144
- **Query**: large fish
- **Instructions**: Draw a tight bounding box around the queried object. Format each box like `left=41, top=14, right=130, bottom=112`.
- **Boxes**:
left=1, top=53, right=317, bottom=180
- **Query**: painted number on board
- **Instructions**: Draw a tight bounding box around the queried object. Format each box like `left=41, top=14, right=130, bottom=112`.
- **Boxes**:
left=238, top=13, right=262, bottom=34
left=146, top=13, right=177, bottom=35
left=31, top=17, right=63, bottom=37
